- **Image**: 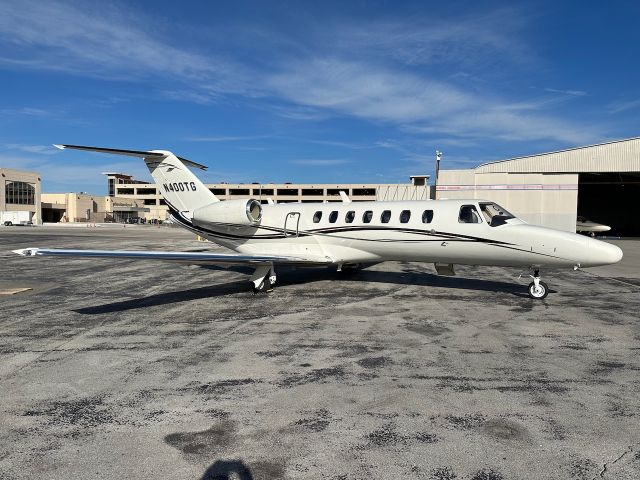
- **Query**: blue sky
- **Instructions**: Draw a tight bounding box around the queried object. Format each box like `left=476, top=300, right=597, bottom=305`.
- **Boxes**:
left=1, top=0, right=639, bottom=193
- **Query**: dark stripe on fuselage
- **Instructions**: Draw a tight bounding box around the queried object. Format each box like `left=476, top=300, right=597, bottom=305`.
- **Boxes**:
left=165, top=202, right=516, bottom=246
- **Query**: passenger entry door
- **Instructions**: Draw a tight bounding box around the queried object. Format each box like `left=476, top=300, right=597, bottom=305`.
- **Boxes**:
left=284, top=212, right=300, bottom=237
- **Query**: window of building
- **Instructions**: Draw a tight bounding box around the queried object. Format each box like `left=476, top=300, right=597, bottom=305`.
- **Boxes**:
left=400, top=210, right=411, bottom=223
left=362, top=210, right=373, bottom=223
left=302, top=188, right=323, bottom=196
left=229, top=188, right=250, bottom=195
left=210, top=188, right=227, bottom=195
left=277, top=188, right=299, bottom=196
left=329, top=211, right=338, bottom=223
left=260, top=188, right=274, bottom=195
left=137, top=188, right=157, bottom=195
left=326, top=188, right=343, bottom=196
left=345, top=211, right=355, bottom=223
left=159, top=199, right=167, bottom=205
left=108, top=178, right=115, bottom=196
left=459, top=205, right=482, bottom=224
left=143, top=199, right=157, bottom=205
left=5, top=181, right=35, bottom=205
left=422, top=210, right=434, bottom=223
left=118, top=188, right=134, bottom=195
left=381, top=210, right=391, bottom=223
left=313, top=211, right=322, bottom=223
left=352, top=188, right=376, bottom=196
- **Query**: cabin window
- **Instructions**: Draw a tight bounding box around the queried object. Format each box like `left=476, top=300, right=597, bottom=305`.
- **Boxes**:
left=422, top=210, right=434, bottom=223
left=459, top=205, right=482, bottom=224
left=313, top=211, right=322, bottom=223
left=329, top=211, right=338, bottom=223
left=362, top=210, right=373, bottom=223
left=345, top=211, right=355, bottom=223
left=381, top=210, right=391, bottom=223
left=399, top=210, right=411, bottom=223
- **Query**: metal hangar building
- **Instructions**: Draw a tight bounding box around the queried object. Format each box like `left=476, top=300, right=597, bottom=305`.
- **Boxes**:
left=437, top=137, right=640, bottom=236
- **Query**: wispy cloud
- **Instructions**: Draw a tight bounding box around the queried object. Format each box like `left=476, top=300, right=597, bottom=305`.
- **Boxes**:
left=0, top=107, right=52, bottom=116
left=184, top=135, right=271, bottom=143
left=3, top=144, right=60, bottom=155
left=544, top=88, right=588, bottom=97
left=268, top=58, right=596, bottom=144
left=0, top=0, right=252, bottom=96
left=291, top=159, right=350, bottom=166
left=607, top=98, right=640, bottom=114
left=0, top=1, right=608, bottom=149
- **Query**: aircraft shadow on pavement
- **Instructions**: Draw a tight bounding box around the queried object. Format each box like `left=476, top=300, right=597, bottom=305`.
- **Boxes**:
left=74, top=268, right=531, bottom=315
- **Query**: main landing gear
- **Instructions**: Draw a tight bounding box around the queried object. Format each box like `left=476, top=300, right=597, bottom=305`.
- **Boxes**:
left=251, top=264, right=276, bottom=294
left=527, top=269, right=549, bottom=299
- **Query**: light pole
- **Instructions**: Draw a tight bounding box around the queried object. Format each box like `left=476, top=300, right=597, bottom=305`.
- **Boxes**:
left=435, top=150, right=442, bottom=185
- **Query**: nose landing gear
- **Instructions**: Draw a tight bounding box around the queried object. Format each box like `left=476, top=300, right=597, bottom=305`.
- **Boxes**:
left=528, top=269, right=548, bottom=299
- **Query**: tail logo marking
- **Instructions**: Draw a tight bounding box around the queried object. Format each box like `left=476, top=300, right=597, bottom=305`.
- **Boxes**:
left=163, top=182, right=197, bottom=192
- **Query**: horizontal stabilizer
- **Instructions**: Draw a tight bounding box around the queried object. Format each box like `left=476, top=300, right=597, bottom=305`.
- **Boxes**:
left=53, top=144, right=208, bottom=170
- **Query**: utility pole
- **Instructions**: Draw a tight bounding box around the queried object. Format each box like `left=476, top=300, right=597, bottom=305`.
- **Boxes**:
left=435, top=150, right=442, bottom=185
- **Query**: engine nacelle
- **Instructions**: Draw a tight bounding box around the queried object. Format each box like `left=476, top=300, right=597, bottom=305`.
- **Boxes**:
left=192, top=199, right=262, bottom=227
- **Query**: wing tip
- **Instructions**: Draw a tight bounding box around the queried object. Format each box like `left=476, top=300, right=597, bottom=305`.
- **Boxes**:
left=53, top=144, right=65, bottom=150
left=13, top=248, right=37, bottom=256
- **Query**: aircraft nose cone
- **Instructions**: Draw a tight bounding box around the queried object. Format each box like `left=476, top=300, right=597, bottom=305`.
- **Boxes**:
left=587, top=238, right=623, bottom=266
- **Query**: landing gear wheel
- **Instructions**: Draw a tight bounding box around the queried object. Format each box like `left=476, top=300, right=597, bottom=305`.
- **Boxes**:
left=338, top=263, right=362, bottom=276
left=252, top=276, right=275, bottom=294
left=528, top=280, right=548, bottom=299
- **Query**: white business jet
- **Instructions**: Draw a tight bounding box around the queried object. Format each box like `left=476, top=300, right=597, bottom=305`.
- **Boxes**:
left=13, top=145, right=623, bottom=299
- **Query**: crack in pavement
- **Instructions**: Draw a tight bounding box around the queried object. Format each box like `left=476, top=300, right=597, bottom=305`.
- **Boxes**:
left=593, top=445, right=635, bottom=479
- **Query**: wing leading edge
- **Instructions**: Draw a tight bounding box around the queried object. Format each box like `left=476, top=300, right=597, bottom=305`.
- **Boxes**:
left=12, top=248, right=333, bottom=266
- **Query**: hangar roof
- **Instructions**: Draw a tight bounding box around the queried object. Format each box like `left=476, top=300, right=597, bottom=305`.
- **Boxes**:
left=476, top=136, right=640, bottom=174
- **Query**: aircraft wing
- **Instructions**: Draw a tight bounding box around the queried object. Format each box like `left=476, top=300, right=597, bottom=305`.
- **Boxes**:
left=12, top=248, right=333, bottom=266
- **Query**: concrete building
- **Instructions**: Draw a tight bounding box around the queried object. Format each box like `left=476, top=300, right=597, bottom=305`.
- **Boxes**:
left=437, top=137, right=640, bottom=236
left=0, top=168, right=42, bottom=224
left=41, top=193, right=149, bottom=223
left=105, top=173, right=432, bottom=222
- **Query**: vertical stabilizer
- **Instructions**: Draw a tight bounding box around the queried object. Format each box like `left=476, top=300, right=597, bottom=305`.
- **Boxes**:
left=144, top=150, right=218, bottom=217
left=52, top=144, right=218, bottom=218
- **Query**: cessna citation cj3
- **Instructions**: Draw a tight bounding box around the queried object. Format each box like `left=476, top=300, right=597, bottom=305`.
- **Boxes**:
left=13, top=145, right=623, bottom=299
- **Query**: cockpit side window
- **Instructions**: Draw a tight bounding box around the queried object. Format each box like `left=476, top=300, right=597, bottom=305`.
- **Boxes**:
left=458, top=205, right=482, bottom=224
left=479, top=202, right=515, bottom=227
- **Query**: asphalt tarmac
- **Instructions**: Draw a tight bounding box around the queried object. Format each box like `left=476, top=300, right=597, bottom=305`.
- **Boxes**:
left=0, top=226, right=638, bottom=480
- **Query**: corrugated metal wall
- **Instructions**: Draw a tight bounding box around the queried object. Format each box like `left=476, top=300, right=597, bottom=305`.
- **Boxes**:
left=477, top=137, right=640, bottom=173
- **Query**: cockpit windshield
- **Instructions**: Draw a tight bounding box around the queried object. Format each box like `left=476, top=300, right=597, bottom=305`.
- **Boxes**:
left=479, top=202, right=516, bottom=227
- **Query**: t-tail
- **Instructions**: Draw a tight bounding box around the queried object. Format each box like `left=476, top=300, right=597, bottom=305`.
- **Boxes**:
left=53, top=144, right=218, bottom=218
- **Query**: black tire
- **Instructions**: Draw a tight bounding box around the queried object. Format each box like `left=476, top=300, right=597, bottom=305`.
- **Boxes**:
left=528, top=281, right=549, bottom=299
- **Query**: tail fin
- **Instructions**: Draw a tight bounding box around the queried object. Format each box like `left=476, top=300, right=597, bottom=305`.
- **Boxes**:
left=54, top=144, right=218, bottom=217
